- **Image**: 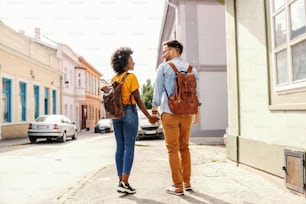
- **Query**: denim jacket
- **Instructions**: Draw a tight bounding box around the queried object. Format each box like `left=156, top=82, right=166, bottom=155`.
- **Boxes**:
left=152, top=57, right=201, bottom=114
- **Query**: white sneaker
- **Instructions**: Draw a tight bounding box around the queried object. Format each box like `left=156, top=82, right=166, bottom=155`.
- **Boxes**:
left=184, top=186, right=192, bottom=191
left=166, top=185, right=184, bottom=196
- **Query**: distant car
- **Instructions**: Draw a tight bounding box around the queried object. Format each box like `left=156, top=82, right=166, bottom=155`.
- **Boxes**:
left=27, top=115, right=78, bottom=143
left=137, top=110, right=163, bottom=140
left=94, top=118, right=113, bottom=133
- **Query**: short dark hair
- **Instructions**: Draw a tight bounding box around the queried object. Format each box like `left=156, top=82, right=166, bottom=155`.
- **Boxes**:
left=163, top=40, right=183, bottom=54
left=111, top=47, right=133, bottom=74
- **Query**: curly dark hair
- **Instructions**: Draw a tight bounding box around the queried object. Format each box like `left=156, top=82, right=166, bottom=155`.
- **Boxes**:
left=111, top=47, right=133, bottom=74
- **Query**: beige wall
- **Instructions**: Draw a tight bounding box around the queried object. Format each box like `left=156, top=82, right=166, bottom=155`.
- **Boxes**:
left=0, top=21, right=61, bottom=139
left=225, top=0, right=306, bottom=177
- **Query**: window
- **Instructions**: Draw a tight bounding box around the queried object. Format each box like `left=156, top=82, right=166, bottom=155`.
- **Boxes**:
left=270, top=0, right=306, bottom=92
left=64, top=67, right=67, bottom=82
left=78, top=73, right=81, bottom=87
left=19, top=82, right=27, bottom=121
left=70, top=104, right=73, bottom=120
left=52, top=90, right=56, bottom=114
left=2, top=78, right=12, bottom=123
left=34, top=85, right=40, bottom=119
left=64, top=104, right=68, bottom=117
left=44, top=88, right=49, bottom=114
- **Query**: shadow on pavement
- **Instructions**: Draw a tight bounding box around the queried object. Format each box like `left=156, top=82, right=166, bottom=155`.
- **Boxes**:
left=121, top=194, right=166, bottom=204
left=181, top=191, right=231, bottom=204
left=118, top=190, right=231, bottom=204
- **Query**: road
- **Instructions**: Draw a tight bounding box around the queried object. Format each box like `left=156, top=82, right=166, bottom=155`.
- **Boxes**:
left=0, top=132, right=115, bottom=204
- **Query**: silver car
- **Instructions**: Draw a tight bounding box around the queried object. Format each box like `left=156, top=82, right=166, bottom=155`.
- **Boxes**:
left=28, top=115, right=78, bottom=143
left=94, top=118, right=113, bottom=133
left=137, top=110, right=163, bottom=140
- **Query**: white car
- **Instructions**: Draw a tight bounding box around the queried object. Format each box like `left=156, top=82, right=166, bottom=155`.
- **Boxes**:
left=94, top=118, right=113, bottom=133
left=137, top=110, right=163, bottom=140
left=28, top=115, right=78, bottom=143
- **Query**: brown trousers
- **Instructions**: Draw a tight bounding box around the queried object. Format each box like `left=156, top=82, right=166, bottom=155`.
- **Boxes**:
left=162, top=113, right=192, bottom=187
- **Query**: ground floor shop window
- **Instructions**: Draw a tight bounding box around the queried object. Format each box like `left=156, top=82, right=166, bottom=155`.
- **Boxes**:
left=52, top=89, right=57, bottom=114
left=19, top=81, right=27, bottom=121
left=44, top=87, right=49, bottom=114
left=34, top=85, right=40, bottom=119
left=2, top=78, right=12, bottom=123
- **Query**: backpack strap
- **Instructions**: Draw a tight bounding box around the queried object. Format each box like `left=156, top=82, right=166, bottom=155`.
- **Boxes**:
left=164, top=62, right=180, bottom=98
left=168, top=62, right=179, bottom=73
left=187, top=65, right=193, bottom=73
left=168, top=62, right=193, bottom=73
left=111, top=72, right=129, bottom=84
left=120, top=72, right=129, bottom=83
left=119, top=72, right=133, bottom=105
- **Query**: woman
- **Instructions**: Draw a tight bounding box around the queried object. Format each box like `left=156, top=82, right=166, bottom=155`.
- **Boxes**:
left=110, top=47, right=158, bottom=194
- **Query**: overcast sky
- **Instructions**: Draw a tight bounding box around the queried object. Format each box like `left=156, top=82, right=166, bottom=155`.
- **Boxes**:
left=0, top=0, right=165, bottom=86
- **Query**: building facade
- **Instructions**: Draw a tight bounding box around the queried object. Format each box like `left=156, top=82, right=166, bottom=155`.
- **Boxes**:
left=225, top=0, right=306, bottom=193
left=57, top=43, right=81, bottom=131
left=0, top=21, right=105, bottom=139
left=0, top=21, right=61, bottom=139
left=78, top=56, right=102, bottom=131
left=158, top=0, right=228, bottom=144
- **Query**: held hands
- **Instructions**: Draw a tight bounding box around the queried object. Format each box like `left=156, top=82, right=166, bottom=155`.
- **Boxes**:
left=149, top=110, right=160, bottom=125
left=148, top=115, right=160, bottom=124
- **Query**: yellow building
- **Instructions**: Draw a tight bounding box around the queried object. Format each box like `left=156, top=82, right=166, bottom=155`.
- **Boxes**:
left=0, top=21, right=61, bottom=139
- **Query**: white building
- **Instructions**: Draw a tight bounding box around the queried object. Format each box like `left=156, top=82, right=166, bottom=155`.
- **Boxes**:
left=158, top=0, right=228, bottom=144
left=57, top=43, right=82, bottom=131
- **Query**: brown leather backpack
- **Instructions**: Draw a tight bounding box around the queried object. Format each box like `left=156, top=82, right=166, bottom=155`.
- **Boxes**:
left=101, top=73, right=129, bottom=118
left=166, top=62, right=199, bottom=115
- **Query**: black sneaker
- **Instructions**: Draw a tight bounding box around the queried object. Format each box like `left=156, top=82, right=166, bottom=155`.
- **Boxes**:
left=117, top=182, right=125, bottom=193
left=118, top=181, right=136, bottom=194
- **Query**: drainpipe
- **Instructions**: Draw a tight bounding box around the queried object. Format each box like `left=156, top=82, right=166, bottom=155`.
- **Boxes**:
left=233, top=0, right=241, bottom=166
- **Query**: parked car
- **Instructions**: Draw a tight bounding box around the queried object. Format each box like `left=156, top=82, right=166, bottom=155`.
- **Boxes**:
left=94, top=118, right=113, bottom=133
left=28, top=115, right=78, bottom=143
left=137, top=110, right=163, bottom=140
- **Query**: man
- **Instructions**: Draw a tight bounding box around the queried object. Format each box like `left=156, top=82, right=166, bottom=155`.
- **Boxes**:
left=152, top=40, right=201, bottom=196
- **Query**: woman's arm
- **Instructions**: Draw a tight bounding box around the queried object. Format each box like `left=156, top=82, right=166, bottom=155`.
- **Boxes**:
left=132, top=89, right=159, bottom=124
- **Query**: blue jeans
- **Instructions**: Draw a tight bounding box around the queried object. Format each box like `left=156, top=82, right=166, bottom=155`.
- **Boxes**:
left=112, top=105, right=138, bottom=176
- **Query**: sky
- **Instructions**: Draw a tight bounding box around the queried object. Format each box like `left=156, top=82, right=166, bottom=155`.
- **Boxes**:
left=0, top=0, right=166, bottom=86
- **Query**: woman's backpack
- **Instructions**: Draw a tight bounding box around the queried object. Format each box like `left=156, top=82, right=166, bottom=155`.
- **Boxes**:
left=101, top=73, right=129, bottom=118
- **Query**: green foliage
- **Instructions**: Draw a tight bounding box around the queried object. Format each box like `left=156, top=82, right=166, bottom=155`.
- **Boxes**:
left=141, top=79, right=153, bottom=109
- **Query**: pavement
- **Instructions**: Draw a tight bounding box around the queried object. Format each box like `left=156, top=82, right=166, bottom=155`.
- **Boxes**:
left=1, top=137, right=306, bottom=204
left=0, top=137, right=29, bottom=147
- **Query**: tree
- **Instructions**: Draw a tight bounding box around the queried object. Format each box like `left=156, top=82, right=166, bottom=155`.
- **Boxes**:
left=141, top=79, right=153, bottom=109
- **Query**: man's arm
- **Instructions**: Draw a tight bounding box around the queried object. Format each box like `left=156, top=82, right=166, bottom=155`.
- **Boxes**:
left=151, top=64, right=164, bottom=115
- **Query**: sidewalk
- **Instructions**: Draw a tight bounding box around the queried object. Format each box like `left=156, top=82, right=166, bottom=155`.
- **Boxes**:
left=0, top=131, right=92, bottom=149
left=57, top=139, right=306, bottom=204
left=0, top=137, right=29, bottom=147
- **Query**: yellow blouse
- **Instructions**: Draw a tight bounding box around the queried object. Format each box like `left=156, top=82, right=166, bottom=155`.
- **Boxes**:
left=112, top=72, right=139, bottom=105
